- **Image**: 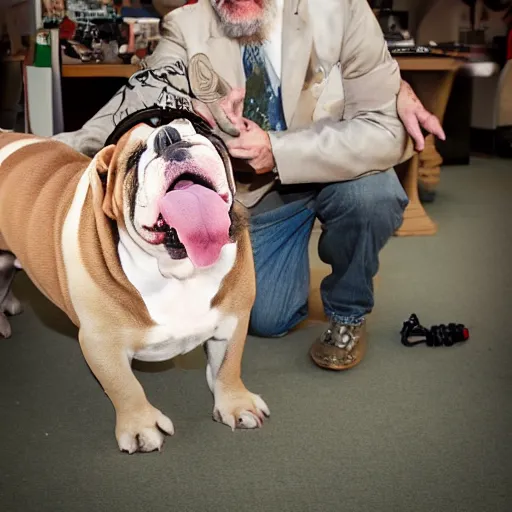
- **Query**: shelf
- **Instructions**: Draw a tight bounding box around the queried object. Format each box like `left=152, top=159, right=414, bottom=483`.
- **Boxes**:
left=61, top=63, right=139, bottom=78
left=60, top=56, right=466, bottom=79
left=395, top=56, right=465, bottom=72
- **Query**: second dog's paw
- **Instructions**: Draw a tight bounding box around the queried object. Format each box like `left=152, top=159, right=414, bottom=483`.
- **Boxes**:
left=116, top=406, right=175, bottom=454
left=213, top=391, right=270, bottom=430
left=0, top=312, right=12, bottom=339
left=2, top=293, right=23, bottom=316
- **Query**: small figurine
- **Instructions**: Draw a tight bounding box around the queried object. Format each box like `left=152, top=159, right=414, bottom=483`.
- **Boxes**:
left=400, top=314, right=469, bottom=347
left=90, top=26, right=104, bottom=63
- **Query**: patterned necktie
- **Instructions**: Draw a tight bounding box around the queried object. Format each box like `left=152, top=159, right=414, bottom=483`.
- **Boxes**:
left=242, top=44, right=287, bottom=132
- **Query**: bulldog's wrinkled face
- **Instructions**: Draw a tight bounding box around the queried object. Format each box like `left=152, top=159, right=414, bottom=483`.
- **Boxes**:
left=110, top=119, right=237, bottom=274
left=210, top=0, right=276, bottom=42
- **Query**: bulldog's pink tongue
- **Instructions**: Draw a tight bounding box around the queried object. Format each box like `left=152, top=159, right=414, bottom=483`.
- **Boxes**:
left=158, top=183, right=230, bottom=268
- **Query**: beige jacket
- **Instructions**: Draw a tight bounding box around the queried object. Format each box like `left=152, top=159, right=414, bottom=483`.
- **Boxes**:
left=144, top=0, right=414, bottom=207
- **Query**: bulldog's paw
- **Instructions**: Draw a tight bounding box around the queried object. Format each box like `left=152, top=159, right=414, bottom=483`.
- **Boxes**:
left=0, top=312, right=12, bottom=338
left=213, top=391, right=270, bottom=430
left=115, top=406, right=175, bottom=454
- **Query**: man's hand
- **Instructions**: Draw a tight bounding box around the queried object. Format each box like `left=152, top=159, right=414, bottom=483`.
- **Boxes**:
left=188, top=53, right=246, bottom=137
left=397, top=80, right=446, bottom=152
left=192, top=87, right=246, bottom=137
left=226, top=120, right=276, bottom=174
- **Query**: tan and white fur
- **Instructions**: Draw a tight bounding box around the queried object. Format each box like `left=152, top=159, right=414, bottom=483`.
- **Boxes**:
left=0, top=121, right=268, bottom=454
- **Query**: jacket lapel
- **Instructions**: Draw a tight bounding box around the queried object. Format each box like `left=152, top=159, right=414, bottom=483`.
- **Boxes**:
left=205, top=7, right=245, bottom=89
left=281, top=0, right=313, bottom=125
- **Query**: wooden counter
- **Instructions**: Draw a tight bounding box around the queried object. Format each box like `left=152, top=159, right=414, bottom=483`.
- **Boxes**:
left=61, top=63, right=139, bottom=78
left=0, top=52, right=27, bottom=63
left=60, top=56, right=463, bottom=78
left=396, top=56, right=463, bottom=72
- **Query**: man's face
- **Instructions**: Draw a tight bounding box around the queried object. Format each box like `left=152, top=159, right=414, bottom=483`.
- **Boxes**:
left=210, top=0, right=276, bottom=42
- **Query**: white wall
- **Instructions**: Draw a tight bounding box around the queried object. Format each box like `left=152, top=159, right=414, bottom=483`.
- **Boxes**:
left=393, top=0, right=424, bottom=35
left=393, top=0, right=508, bottom=44
left=393, top=0, right=509, bottom=129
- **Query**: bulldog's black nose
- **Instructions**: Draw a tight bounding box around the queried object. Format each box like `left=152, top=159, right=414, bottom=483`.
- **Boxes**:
left=154, top=126, right=181, bottom=153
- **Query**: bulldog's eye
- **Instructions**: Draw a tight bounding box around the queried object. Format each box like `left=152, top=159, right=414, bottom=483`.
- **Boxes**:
left=154, top=126, right=181, bottom=153
left=126, top=143, right=146, bottom=172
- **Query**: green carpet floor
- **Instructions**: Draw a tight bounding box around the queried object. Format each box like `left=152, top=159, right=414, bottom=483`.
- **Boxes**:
left=1, top=157, right=511, bottom=512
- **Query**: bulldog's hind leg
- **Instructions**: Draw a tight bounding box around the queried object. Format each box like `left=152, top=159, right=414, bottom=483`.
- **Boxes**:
left=0, top=251, right=22, bottom=339
left=78, top=329, right=175, bottom=454
left=206, top=313, right=269, bottom=430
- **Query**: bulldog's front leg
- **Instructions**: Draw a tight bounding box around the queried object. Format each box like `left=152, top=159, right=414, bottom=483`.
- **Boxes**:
left=206, top=314, right=269, bottom=430
left=78, top=330, right=174, bottom=453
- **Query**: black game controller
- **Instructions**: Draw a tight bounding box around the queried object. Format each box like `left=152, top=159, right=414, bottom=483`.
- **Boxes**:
left=400, top=314, right=470, bottom=347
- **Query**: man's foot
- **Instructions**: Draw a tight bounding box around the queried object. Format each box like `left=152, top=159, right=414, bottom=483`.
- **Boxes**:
left=309, top=320, right=367, bottom=371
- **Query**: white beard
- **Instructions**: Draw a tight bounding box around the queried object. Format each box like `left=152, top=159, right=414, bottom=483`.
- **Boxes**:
left=210, top=0, right=277, bottom=41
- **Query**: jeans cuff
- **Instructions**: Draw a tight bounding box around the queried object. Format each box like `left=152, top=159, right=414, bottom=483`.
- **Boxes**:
left=326, top=312, right=366, bottom=326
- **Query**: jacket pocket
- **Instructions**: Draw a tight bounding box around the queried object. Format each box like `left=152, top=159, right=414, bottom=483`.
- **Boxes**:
left=313, top=62, right=345, bottom=122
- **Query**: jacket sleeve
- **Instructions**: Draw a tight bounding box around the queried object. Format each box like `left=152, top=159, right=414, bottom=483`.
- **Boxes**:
left=141, top=13, right=189, bottom=70
left=268, top=0, right=414, bottom=185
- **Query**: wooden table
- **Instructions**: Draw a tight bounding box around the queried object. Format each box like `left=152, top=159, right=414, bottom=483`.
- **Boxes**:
left=61, top=63, right=138, bottom=78
left=395, top=56, right=464, bottom=236
left=60, top=57, right=465, bottom=237
left=1, top=53, right=27, bottom=63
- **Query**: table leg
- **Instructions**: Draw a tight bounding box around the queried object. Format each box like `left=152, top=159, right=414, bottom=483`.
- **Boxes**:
left=418, top=133, right=444, bottom=193
left=395, top=154, right=437, bottom=236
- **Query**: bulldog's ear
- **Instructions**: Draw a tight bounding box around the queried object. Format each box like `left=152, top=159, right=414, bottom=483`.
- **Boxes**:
left=94, top=145, right=118, bottom=219
left=96, top=145, right=115, bottom=175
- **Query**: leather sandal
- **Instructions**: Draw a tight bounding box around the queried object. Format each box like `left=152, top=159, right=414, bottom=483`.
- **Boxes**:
left=310, top=320, right=367, bottom=371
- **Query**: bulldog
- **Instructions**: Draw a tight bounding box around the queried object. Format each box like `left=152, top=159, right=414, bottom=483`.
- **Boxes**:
left=0, top=110, right=269, bottom=453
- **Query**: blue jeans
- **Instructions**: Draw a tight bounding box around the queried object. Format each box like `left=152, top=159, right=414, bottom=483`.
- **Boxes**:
left=248, top=170, right=409, bottom=337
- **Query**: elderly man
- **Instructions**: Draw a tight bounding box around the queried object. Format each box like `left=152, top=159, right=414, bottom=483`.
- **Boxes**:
left=54, top=0, right=444, bottom=371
